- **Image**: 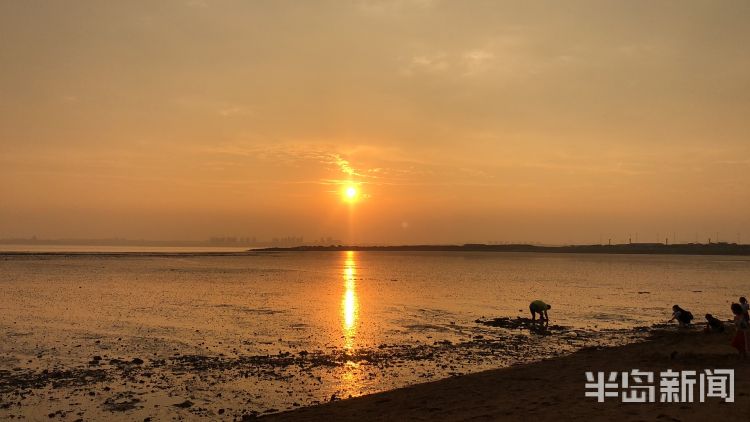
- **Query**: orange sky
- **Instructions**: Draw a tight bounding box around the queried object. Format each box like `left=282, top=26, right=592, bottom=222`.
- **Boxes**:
left=1, top=1, right=749, bottom=244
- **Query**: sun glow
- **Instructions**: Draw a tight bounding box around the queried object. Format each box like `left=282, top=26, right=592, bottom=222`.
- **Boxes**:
left=343, top=185, right=359, bottom=203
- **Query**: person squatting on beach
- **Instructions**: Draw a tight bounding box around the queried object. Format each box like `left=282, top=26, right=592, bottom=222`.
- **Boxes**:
left=704, top=314, right=725, bottom=333
left=669, top=305, right=694, bottom=327
left=529, top=300, right=551, bottom=325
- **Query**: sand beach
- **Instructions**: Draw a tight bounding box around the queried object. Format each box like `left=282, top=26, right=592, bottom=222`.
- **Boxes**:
left=266, top=328, right=750, bottom=421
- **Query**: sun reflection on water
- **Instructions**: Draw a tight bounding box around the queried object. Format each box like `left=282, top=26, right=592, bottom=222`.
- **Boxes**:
left=339, top=251, right=361, bottom=397
left=341, top=251, right=358, bottom=351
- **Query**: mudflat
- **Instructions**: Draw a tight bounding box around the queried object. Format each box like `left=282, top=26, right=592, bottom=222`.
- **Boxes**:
left=265, top=329, right=749, bottom=422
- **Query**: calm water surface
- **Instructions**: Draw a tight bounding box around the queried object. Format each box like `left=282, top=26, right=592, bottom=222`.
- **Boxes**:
left=1, top=251, right=748, bottom=417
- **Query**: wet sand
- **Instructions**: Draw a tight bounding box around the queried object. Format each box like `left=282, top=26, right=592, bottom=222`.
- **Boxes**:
left=0, top=318, right=643, bottom=420
left=265, top=328, right=750, bottom=421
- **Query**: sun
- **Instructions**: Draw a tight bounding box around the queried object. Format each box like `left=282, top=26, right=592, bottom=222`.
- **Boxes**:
left=343, top=185, right=358, bottom=202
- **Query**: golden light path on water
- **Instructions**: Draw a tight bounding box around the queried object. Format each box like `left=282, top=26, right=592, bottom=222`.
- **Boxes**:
left=340, top=251, right=361, bottom=396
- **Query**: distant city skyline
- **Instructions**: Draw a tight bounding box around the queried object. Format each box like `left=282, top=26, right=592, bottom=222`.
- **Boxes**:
left=0, top=232, right=743, bottom=247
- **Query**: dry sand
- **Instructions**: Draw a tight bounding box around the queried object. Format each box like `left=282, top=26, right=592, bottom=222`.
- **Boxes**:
left=265, top=328, right=750, bottom=421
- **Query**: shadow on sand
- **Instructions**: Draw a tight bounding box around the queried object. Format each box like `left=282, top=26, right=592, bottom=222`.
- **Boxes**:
left=475, top=317, right=570, bottom=335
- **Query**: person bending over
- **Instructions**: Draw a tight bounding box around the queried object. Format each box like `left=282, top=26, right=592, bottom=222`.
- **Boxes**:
left=530, top=300, right=551, bottom=325
left=704, top=313, right=725, bottom=333
left=668, top=305, right=694, bottom=327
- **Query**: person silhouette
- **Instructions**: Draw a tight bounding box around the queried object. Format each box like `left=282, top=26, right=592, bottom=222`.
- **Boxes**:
left=668, top=304, right=694, bottom=327
left=731, top=303, right=749, bottom=358
left=529, top=300, right=551, bottom=326
left=739, top=297, right=749, bottom=319
left=704, top=313, right=724, bottom=333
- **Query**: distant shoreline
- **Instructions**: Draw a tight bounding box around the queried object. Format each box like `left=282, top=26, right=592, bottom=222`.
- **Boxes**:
left=1, top=242, right=749, bottom=256
left=256, top=242, right=750, bottom=256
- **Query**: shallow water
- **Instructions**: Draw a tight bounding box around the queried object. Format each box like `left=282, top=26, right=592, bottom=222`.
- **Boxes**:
left=1, top=251, right=748, bottom=419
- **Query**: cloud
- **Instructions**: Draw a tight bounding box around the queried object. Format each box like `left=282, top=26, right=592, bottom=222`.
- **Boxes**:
left=461, top=49, right=495, bottom=75
left=329, top=154, right=359, bottom=177
left=201, top=143, right=372, bottom=182
left=185, top=0, right=208, bottom=9
left=218, top=106, right=253, bottom=117
left=356, top=0, right=437, bottom=16
left=173, top=96, right=255, bottom=118
left=402, top=48, right=496, bottom=77
left=403, top=52, right=449, bottom=75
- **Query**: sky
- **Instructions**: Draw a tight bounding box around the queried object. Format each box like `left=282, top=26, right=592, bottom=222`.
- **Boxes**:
left=1, top=0, right=749, bottom=245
